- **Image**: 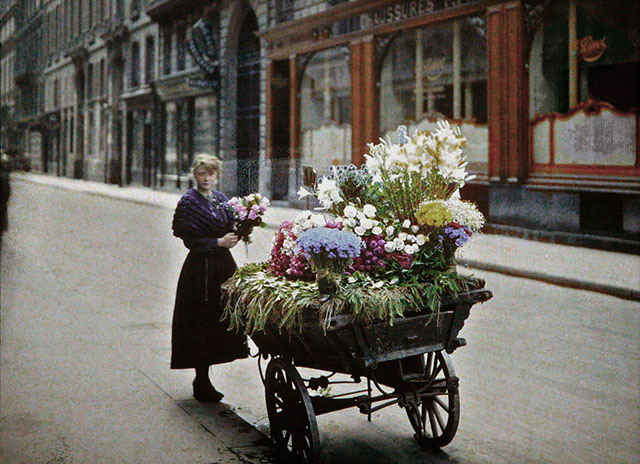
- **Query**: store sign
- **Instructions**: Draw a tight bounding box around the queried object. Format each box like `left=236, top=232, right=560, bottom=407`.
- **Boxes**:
left=334, top=0, right=481, bottom=35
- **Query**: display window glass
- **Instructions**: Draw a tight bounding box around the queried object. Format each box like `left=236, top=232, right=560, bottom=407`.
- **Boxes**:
left=528, top=0, right=639, bottom=169
left=299, top=46, right=352, bottom=174
left=379, top=16, right=488, bottom=173
left=164, top=101, right=178, bottom=176
left=193, top=95, right=217, bottom=156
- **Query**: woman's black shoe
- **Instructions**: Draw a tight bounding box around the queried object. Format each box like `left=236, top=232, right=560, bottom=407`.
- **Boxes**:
left=192, top=380, right=224, bottom=403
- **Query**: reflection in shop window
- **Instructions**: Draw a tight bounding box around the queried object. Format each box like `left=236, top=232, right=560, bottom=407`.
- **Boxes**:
left=529, top=0, right=639, bottom=167
left=131, top=112, right=144, bottom=180
left=193, top=96, right=217, bottom=156
left=379, top=16, right=488, bottom=173
left=300, top=46, right=351, bottom=175
left=165, top=101, right=177, bottom=176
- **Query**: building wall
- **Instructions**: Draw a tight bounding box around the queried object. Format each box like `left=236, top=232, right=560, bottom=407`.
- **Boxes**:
left=4, top=0, right=639, bottom=251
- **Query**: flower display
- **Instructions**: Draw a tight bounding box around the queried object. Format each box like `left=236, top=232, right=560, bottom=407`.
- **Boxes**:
left=291, top=121, right=485, bottom=280
left=363, top=120, right=472, bottom=222
left=223, top=120, right=486, bottom=332
left=297, top=227, right=363, bottom=295
left=296, top=227, right=363, bottom=262
left=227, top=193, right=270, bottom=243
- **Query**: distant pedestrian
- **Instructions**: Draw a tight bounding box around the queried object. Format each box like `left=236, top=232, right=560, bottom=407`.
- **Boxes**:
left=0, top=153, right=11, bottom=250
left=170, top=154, right=248, bottom=402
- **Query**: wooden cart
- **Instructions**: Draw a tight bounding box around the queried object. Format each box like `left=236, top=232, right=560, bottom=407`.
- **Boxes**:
left=247, top=282, right=492, bottom=463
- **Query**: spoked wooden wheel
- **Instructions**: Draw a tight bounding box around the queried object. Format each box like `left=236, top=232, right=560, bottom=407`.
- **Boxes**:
left=405, top=350, right=460, bottom=448
left=265, top=358, right=320, bottom=464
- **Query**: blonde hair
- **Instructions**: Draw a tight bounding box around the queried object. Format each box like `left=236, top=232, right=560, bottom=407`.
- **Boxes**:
left=191, top=153, right=221, bottom=174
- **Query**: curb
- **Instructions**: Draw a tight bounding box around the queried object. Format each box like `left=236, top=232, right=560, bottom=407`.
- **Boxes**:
left=460, top=259, right=640, bottom=302
left=14, top=173, right=639, bottom=302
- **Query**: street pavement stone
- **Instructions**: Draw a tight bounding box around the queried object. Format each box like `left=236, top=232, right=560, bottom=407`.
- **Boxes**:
left=2, top=179, right=639, bottom=464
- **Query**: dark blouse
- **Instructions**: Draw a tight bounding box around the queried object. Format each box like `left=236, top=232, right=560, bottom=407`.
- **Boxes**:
left=172, top=188, right=235, bottom=252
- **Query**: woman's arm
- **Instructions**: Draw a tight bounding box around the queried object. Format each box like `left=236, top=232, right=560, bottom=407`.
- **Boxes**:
left=183, top=233, right=239, bottom=252
left=182, top=237, right=219, bottom=252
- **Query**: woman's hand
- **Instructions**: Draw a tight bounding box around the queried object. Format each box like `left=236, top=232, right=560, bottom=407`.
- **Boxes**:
left=219, top=232, right=240, bottom=249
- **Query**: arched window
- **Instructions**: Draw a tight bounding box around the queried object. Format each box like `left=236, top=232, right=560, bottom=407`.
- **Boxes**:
left=130, top=41, right=140, bottom=88
left=379, top=16, right=488, bottom=173
left=299, top=46, right=351, bottom=174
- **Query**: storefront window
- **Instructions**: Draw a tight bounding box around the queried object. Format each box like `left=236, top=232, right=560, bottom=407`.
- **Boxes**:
left=193, top=95, right=217, bottom=155
left=379, top=16, right=488, bottom=172
left=299, top=46, right=351, bottom=174
left=164, top=101, right=177, bottom=176
left=131, top=111, right=144, bottom=181
left=529, top=0, right=639, bottom=168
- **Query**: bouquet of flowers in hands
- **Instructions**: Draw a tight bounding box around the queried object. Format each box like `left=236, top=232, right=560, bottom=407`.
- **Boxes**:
left=227, top=193, right=270, bottom=243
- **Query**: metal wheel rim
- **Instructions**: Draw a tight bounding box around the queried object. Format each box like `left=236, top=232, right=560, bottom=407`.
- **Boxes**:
left=265, top=358, right=320, bottom=463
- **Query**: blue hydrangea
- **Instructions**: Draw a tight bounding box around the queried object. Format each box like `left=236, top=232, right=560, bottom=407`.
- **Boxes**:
left=296, top=227, right=363, bottom=260
left=444, top=225, right=471, bottom=247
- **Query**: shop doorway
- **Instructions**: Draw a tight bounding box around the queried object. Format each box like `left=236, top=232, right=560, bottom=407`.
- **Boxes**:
left=270, top=59, right=290, bottom=200
left=236, top=10, right=260, bottom=196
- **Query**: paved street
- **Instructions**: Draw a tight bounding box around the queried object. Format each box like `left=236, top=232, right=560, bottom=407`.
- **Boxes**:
left=2, top=180, right=639, bottom=463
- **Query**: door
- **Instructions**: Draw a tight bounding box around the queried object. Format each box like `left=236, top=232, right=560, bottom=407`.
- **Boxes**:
left=236, top=10, right=260, bottom=196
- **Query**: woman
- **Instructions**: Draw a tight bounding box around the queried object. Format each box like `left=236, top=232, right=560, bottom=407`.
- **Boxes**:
left=171, top=154, right=248, bottom=402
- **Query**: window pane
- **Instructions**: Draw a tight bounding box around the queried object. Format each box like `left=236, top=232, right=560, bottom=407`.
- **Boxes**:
left=165, top=102, right=177, bottom=175
left=299, top=46, right=351, bottom=175
left=193, top=95, right=217, bottom=155
left=528, top=0, right=639, bottom=168
left=577, top=0, right=640, bottom=112
left=380, top=16, right=488, bottom=172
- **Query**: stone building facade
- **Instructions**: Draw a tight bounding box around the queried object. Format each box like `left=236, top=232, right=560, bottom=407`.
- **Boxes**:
left=2, top=0, right=639, bottom=251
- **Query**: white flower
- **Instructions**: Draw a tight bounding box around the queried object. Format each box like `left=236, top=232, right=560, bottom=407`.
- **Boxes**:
left=402, top=219, right=411, bottom=229
left=316, top=177, right=341, bottom=209
left=384, top=242, right=396, bottom=253
left=295, top=211, right=311, bottom=222
left=386, top=226, right=395, bottom=236
left=411, top=225, right=419, bottom=233
left=343, top=204, right=358, bottom=218
left=372, top=226, right=383, bottom=235
left=406, top=234, right=416, bottom=242
left=416, top=234, right=426, bottom=245
left=398, top=232, right=407, bottom=241
left=310, top=213, right=326, bottom=228
left=346, top=218, right=357, bottom=227
left=393, top=237, right=404, bottom=249
left=363, top=204, right=377, bottom=218
left=354, top=226, right=365, bottom=236
left=407, top=244, right=421, bottom=254
left=298, top=187, right=313, bottom=200
left=360, top=218, right=374, bottom=230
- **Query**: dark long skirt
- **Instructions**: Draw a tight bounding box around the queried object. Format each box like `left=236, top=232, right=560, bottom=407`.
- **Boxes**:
left=171, top=248, right=248, bottom=369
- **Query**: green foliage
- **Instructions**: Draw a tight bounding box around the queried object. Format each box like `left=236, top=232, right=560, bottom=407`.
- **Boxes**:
left=222, top=262, right=479, bottom=334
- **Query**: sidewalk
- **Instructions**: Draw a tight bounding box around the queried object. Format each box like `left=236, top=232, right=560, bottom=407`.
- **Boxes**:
left=12, top=172, right=640, bottom=301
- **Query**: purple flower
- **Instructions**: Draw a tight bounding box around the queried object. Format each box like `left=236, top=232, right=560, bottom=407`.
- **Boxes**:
left=296, top=227, right=363, bottom=261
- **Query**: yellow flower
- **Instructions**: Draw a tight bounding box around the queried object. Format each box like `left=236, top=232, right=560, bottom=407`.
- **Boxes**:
left=415, top=201, right=453, bottom=228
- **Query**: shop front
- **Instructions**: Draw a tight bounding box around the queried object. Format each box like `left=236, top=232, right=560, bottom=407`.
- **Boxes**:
left=154, top=74, right=219, bottom=191
left=262, top=0, right=639, bottom=250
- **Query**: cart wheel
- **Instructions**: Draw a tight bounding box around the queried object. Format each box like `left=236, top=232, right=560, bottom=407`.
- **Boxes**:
left=405, top=350, right=460, bottom=448
left=265, top=358, right=320, bottom=464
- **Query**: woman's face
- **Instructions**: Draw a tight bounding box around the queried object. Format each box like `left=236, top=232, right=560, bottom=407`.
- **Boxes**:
left=194, top=166, right=218, bottom=194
